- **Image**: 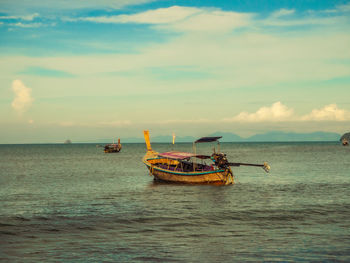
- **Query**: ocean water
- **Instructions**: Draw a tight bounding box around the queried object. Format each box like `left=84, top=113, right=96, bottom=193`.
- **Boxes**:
left=0, top=142, right=349, bottom=262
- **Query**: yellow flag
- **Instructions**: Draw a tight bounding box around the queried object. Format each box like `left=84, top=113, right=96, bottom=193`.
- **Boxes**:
left=172, top=132, right=176, bottom=145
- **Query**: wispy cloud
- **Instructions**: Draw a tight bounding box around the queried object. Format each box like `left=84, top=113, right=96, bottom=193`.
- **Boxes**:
left=270, top=8, right=295, bottom=18
left=0, top=0, right=153, bottom=13
left=11, top=80, right=34, bottom=114
left=98, top=120, right=132, bottom=127
left=18, top=66, right=75, bottom=77
left=338, top=3, right=350, bottom=12
left=57, top=120, right=132, bottom=127
left=76, top=6, right=252, bottom=33
left=320, top=3, right=350, bottom=14
left=8, top=22, right=43, bottom=28
left=153, top=118, right=213, bottom=124
left=263, top=16, right=347, bottom=27
left=79, top=6, right=199, bottom=24
left=0, top=13, right=39, bottom=21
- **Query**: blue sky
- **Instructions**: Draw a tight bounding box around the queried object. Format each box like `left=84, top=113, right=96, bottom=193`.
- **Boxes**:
left=1, top=0, right=350, bottom=143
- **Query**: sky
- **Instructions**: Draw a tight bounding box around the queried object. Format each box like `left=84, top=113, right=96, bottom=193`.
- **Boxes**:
left=0, top=0, right=350, bottom=143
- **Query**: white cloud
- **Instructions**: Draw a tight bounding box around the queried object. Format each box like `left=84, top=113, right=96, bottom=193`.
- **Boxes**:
left=263, top=16, right=347, bottom=27
left=0, top=0, right=152, bottom=12
left=77, top=6, right=252, bottom=32
left=301, top=104, right=350, bottom=121
left=82, top=6, right=199, bottom=24
left=271, top=8, right=295, bottom=18
left=0, top=13, right=39, bottom=21
left=153, top=118, right=212, bottom=124
left=223, top=102, right=350, bottom=123
left=98, top=120, right=132, bottom=126
left=57, top=120, right=132, bottom=127
left=264, top=6, right=349, bottom=27
left=337, top=3, right=350, bottom=12
left=224, top=102, right=294, bottom=122
left=8, top=22, right=43, bottom=28
left=162, top=10, right=252, bottom=32
left=11, top=80, right=34, bottom=114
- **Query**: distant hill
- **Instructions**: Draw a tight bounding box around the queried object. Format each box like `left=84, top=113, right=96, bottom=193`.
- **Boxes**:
left=82, top=131, right=341, bottom=143
left=245, top=131, right=341, bottom=142
left=209, top=131, right=244, bottom=142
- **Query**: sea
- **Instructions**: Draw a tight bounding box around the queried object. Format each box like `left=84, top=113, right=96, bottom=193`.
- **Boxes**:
left=0, top=142, right=349, bottom=262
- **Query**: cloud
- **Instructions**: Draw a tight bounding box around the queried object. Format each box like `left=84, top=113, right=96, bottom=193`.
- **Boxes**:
left=57, top=120, right=132, bottom=127
left=81, top=6, right=199, bottom=24
left=76, top=6, right=252, bottom=32
left=270, top=8, right=295, bottom=18
left=163, top=10, right=252, bottom=32
left=223, top=102, right=350, bottom=123
left=301, top=104, right=350, bottom=121
left=264, top=6, right=350, bottom=27
left=11, top=80, right=34, bottom=114
left=263, top=16, right=347, bottom=27
left=0, top=0, right=153, bottom=13
left=153, top=118, right=212, bottom=124
left=8, top=22, right=43, bottom=28
left=338, top=3, right=350, bottom=12
left=18, top=66, right=75, bottom=77
left=98, top=120, right=132, bottom=127
left=224, top=102, right=294, bottom=122
left=0, top=13, right=39, bottom=21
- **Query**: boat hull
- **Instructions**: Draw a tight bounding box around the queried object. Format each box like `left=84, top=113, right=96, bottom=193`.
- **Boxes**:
left=143, top=156, right=234, bottom=185
left=147, top=166, right=233, bottom=185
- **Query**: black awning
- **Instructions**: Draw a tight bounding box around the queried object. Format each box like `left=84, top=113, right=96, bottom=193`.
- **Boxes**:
left=195, top=136, right=222, bottom=143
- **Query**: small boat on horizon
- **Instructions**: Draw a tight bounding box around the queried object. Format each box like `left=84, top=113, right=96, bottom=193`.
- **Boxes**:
left=104, top=138, right=122, bottom=153
left=340, top=132, right=349, bottom=146
left=142, top=130, right=270, bottom=185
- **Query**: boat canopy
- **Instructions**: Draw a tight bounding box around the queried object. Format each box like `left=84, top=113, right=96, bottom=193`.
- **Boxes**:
left=159, top=151, right=210, bottom=160
left=195, top=136, right=222, bottom=143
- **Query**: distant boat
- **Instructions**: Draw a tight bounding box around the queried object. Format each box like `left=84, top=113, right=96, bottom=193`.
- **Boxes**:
left=104, top=138, right=122, bottom=153
left=142, top=130, right=270, bottom=185
left=340, top=132, right=350, bottom=146
left=64, top=139, right=72, bottom=144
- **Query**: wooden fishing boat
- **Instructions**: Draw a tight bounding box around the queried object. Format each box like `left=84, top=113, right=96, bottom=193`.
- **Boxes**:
left=104, top=138, right=122, bottom=153
left=142, top=130, right=270, bottom=185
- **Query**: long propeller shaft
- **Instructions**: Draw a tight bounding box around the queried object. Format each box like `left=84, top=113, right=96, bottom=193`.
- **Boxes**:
left=228, top=162, right=270, bottom=173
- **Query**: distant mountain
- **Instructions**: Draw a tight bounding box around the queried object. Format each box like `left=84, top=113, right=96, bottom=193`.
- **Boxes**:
left=246, top=131, right=341, bottom=142
left=81, top=131, right=341, bottom=143
left=209, top=132, right=244, bottom=142
left=148, top=135, right=195, bottom=143
left=208, top=131, right=341, bottom=142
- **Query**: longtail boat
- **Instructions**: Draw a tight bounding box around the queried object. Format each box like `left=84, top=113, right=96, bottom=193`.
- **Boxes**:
left=142, top=130, right=270, bottom=185
left=104, top=138, right=122, bottom=153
